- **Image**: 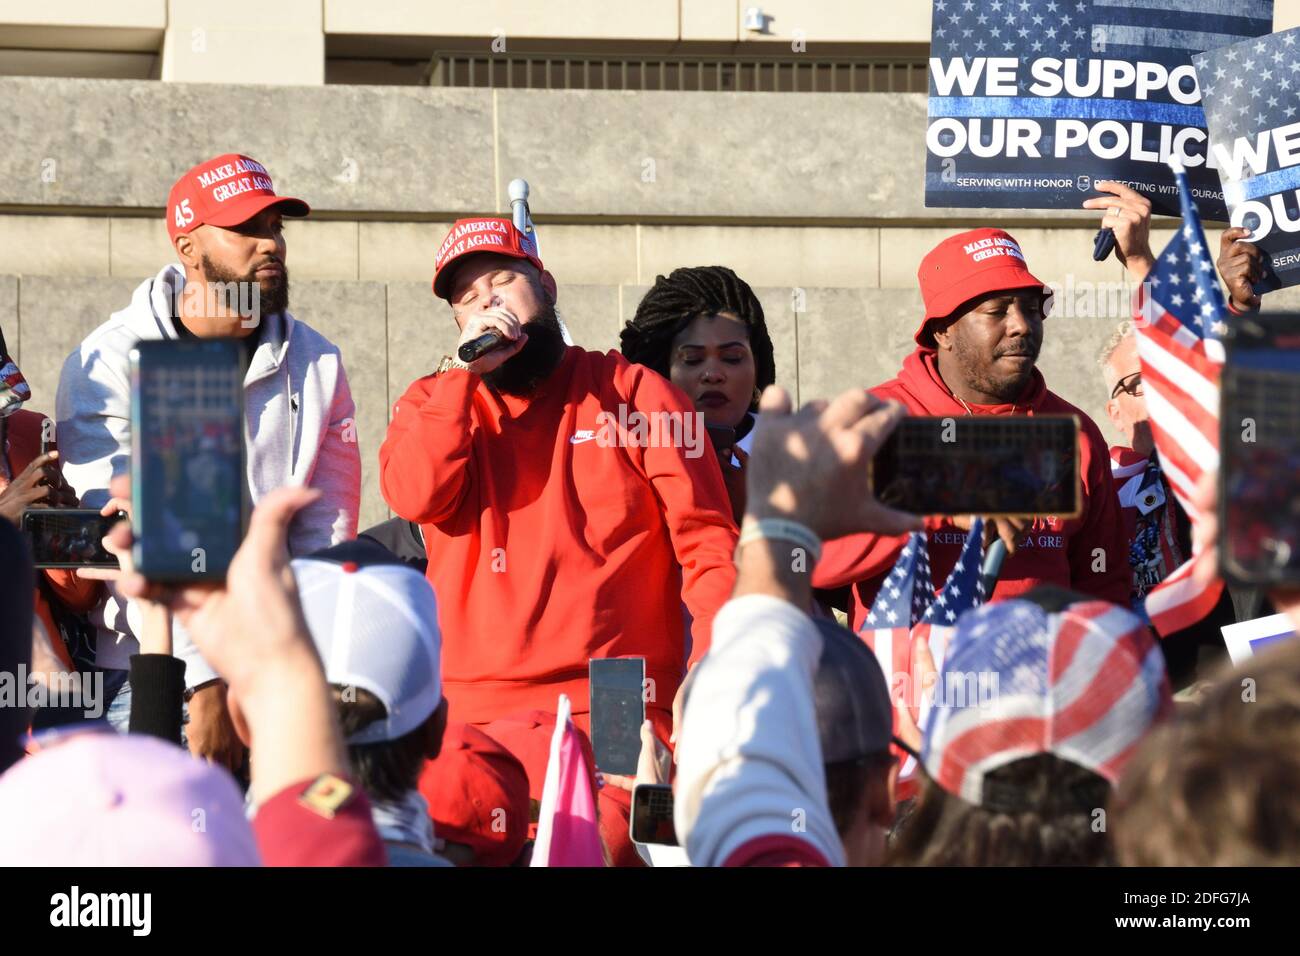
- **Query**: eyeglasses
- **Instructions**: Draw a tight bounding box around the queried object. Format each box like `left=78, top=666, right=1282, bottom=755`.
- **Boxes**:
left=1110, top=371, right=1143, bottom=400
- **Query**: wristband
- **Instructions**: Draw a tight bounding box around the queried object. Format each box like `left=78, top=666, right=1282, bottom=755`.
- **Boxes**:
left=737, top=517, right=822, bottom=563
left=183, top=677, right=222, bottom=702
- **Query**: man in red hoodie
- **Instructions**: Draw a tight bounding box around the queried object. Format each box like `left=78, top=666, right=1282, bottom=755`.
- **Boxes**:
left=379, top=218, right=738, bottom=863
left=814, top=226, right=1129, bottom=630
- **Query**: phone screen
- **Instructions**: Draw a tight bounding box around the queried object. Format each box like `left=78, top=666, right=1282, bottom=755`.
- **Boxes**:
left=870, top=415, right=1081, bottom=517
left=21, top=509, right=124, bottom=569
left=630, top=784, right=678, bottom=846
left=1221, top=328, right=1300, bottom=586
left=588, top=657, right=646, bottom=776
left=130, top=339, right=247, bottom=581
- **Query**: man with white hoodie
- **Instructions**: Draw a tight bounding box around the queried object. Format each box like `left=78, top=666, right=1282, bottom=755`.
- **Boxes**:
left=55, top=153, right=361, bottom=769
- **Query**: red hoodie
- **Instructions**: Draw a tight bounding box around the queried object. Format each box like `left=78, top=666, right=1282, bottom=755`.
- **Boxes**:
left=814, top=349, right=1129, bottom=630
left=379, top=347, right=738, bottom=728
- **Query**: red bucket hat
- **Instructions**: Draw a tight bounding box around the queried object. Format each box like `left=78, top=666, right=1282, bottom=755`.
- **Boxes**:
left=166, top=153, right=309, bottom=241
left=914, top=228, right=1052, bottom=348
left=432, top=217, right=544, bottom=301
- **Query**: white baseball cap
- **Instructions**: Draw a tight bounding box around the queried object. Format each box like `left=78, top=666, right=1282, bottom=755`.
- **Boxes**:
left=291, top=541, right=442, bottom=746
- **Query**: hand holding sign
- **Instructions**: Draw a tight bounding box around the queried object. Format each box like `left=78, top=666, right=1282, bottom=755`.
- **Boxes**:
left=1216, top=227, right=1264, bottom=313
left=1082, top=180, right=1156, bottom=280
left=1196, top=25, right=1300, bottom=291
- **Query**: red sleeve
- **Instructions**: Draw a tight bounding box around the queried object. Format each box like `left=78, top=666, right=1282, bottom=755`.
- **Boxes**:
left=812, top=530, right=909, bottom=590
left=252, top=778, right=388, bottom=867
left=723, top=834, right=831, bottom=867
left=621, top=362, right=738, bottom=666
left=1068, top=419, right=1131, bottom=606
left=379, top=371, right=479, bottom=524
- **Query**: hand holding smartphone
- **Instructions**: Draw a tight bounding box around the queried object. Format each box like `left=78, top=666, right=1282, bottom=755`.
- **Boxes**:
left=588, top=657, right=646, bottom=776
left=869, top=414, right=1081, bottom=518
left=129, top=339, right=249, bottom=582
left=20, top=508, right=126, bottom=569
left=1219, top=313, right=1300, bottom=587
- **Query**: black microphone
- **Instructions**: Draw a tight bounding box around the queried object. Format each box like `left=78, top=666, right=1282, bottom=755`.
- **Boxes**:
left=1092, top=226, right=1117, bottom=261
left=458, top=330, right=506, bottom=363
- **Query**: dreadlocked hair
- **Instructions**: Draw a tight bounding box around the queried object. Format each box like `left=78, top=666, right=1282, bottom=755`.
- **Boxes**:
left=621, top=265, right=776, bottom=409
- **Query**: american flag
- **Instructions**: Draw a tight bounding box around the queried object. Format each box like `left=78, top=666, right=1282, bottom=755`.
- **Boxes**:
left=862, top=521, right=987, bottom=792
left=862, top=521, right=988, bottom=689
left=1134, top=163, right=1227, bottom=636
left=861, top=532, right=935, bottom=698
left=914, top=518, right=989, bottom=674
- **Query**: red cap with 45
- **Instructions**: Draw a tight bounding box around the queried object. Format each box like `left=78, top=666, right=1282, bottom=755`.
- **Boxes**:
left=166, top=153, right=309, bottom=242
left=432, top=217, right=544, bottom=301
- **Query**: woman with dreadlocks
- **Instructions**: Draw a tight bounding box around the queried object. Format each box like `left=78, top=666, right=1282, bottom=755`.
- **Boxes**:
left=620, top=266, right=776, bottom=523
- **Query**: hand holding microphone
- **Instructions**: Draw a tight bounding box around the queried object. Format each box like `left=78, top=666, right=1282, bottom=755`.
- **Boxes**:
left=454, top=306, right=528, bottom=374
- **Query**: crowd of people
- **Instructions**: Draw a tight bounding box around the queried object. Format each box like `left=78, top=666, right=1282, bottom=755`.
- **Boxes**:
left=0, top=152, right=1297, bottom=867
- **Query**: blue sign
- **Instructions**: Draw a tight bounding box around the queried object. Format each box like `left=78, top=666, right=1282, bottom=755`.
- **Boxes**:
left=1197, top=26, right=1300, bottom=290
left=925, top=0, right=1274, bottom=217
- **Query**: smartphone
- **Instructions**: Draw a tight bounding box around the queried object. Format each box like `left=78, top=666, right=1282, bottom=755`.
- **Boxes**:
left=588, top=657, right=646, bottom=776
left=869, top=414, right=1081, bottom=518
left=129, top=339, right=248, bottom=582
left=1219, top=313, right=1300, bottom=587
left=20, top=508, right=125, bottom=569
left=705, top=423, right=737, bottom=454
left=630, top=783, right=678, bottom=846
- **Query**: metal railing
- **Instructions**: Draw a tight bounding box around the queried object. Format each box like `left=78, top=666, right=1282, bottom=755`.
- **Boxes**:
left=425, top=51, right=927, bottom=93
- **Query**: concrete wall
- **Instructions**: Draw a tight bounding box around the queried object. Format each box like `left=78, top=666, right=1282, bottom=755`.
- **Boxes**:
left=1, top=75, right=1278, bottom=525
left=6, top=269, right=1219, bottom=529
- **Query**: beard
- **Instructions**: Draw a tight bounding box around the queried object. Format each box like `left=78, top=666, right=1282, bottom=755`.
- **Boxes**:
left=481, top=304, right=567, bottom=397
left=201, top=253, right=290, bottom=322
left=953, top=334, right=1041, bottom=402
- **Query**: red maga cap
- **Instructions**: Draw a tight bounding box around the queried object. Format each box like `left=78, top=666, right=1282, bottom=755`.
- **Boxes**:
left=416, top=722, right=531, bottom=867
left=432, top=217, right=544, bottom=301
left=166, top=153, right=309, bottom=242
left=914, top=228, right=1050, bottom=348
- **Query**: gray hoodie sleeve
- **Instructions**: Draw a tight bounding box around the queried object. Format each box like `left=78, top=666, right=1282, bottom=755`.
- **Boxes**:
left=54, top=338, right=133, bottom=510
left=289, top=356, right=361, bottom=554
left=174, top=350, right=362, bottom=691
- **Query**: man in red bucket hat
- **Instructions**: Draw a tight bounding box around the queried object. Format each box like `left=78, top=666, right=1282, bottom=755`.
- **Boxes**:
left=813, top=227, right=1129, bottom=632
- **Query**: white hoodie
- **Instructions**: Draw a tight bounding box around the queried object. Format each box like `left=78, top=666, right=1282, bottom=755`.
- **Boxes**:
left=675, top=594, right=844, bottom=867
left=55, top=264, right=362, bottom=686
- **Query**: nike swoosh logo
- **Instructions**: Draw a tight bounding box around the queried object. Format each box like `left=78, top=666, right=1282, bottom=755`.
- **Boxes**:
left=570, top=434, right=597, bottom=445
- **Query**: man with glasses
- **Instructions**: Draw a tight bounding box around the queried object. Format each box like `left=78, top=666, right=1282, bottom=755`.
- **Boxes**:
left=1099, top=321, right=1232, bottom=687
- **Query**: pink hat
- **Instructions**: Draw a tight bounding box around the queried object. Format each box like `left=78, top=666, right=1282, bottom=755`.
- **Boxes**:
left=0, top=729, right=260, bottom=866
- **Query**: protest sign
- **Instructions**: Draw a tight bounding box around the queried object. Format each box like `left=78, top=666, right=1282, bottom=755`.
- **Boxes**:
left=1221, top=612, right=1297, bottom=665
left=925, top=0, right=1273, bottom=217
left=1196, top=26, right=1300, bottom=290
